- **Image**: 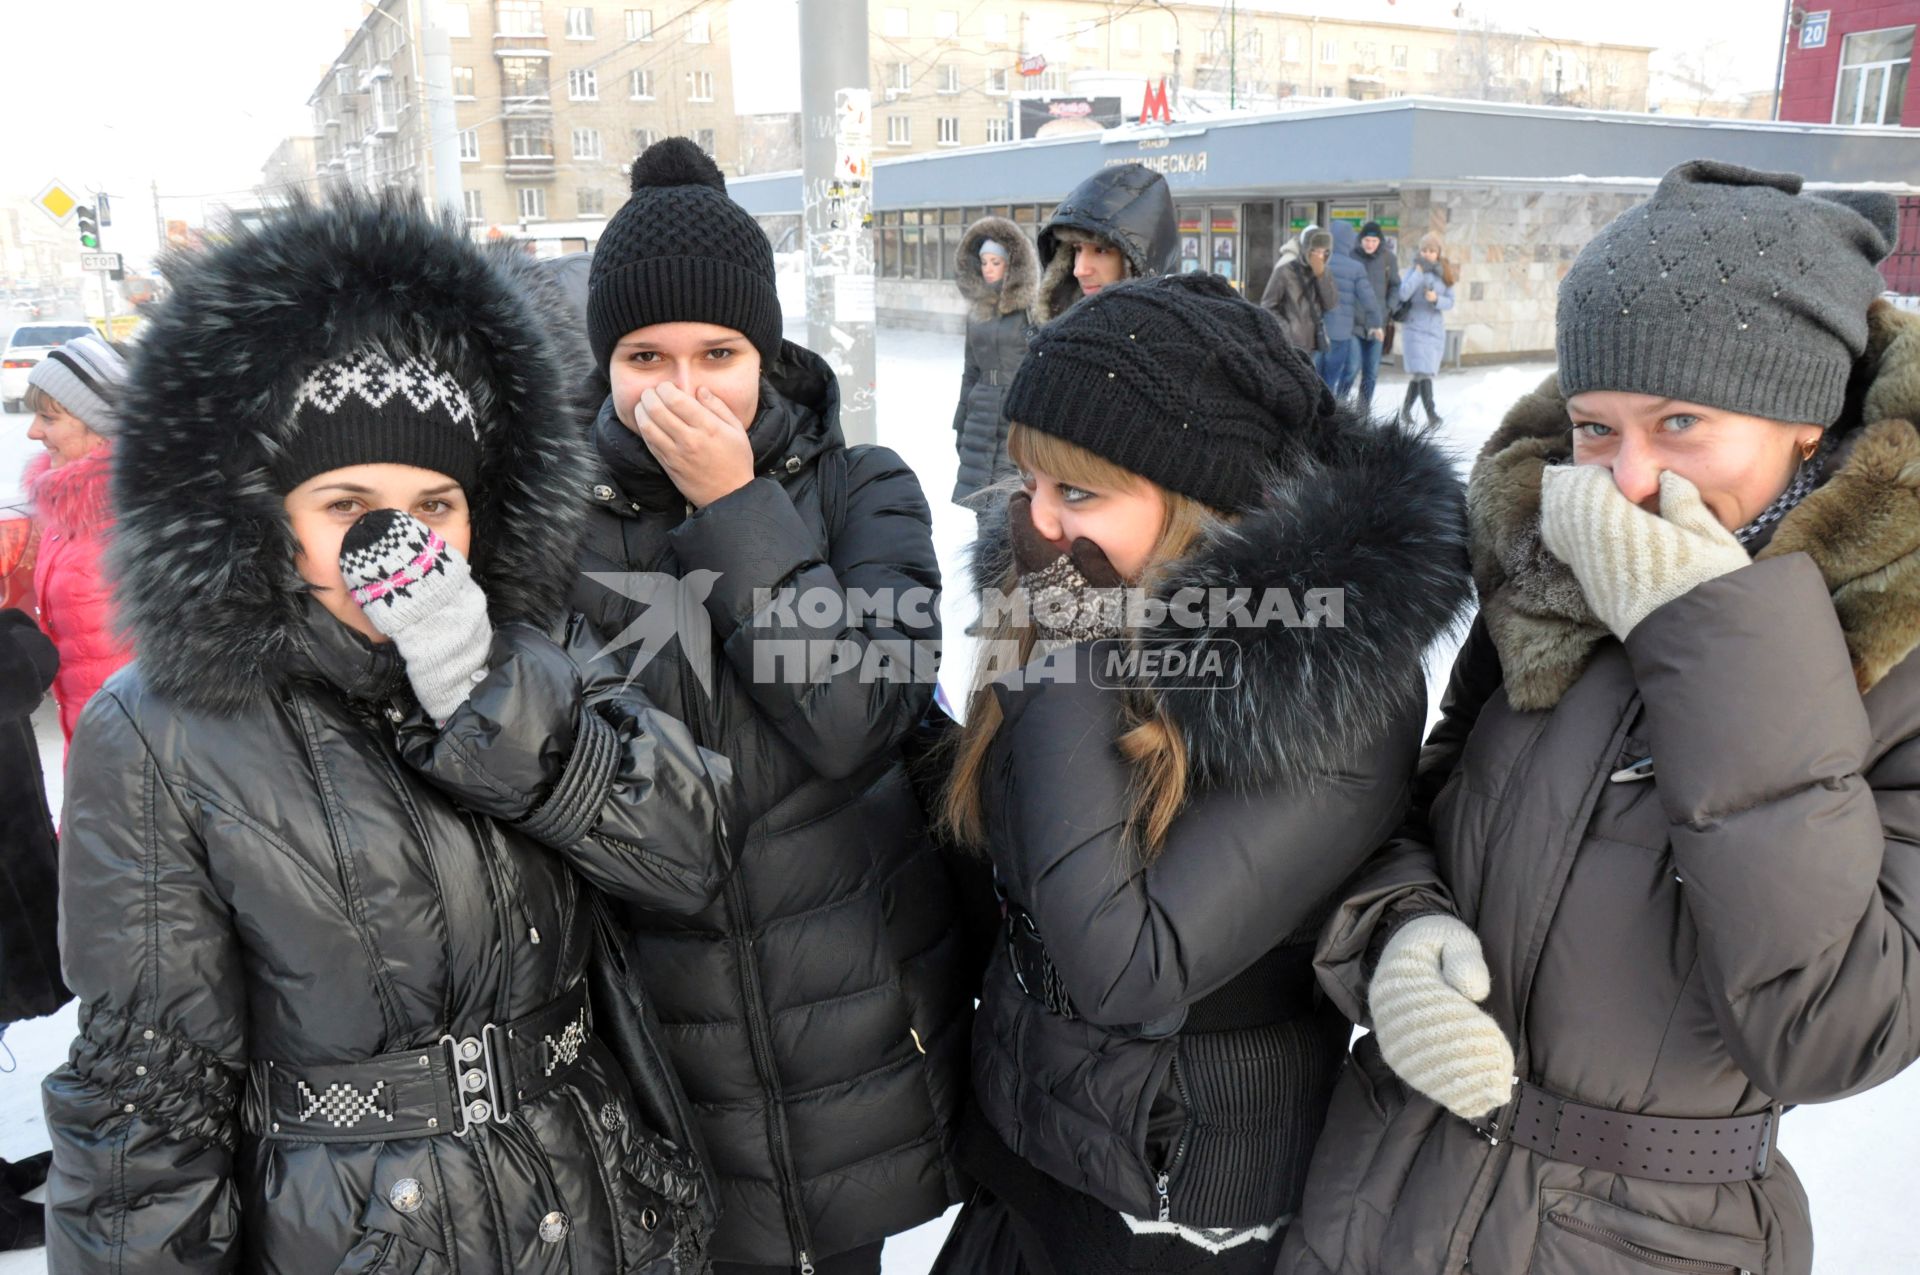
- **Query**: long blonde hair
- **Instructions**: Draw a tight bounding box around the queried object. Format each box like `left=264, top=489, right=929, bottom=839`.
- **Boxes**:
left=939, top=424, right=1223, bottom=858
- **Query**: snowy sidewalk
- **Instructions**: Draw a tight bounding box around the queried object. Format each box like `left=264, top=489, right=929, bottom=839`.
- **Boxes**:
left=1, top=332, right=1914, bottom=1272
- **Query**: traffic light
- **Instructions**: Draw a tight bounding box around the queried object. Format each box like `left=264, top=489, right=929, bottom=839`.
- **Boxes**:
left=96, top=193, right=112, bottom=227
left=76, top=206, right=99, bottom=250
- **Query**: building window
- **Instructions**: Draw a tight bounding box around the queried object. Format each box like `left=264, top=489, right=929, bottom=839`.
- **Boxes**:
left=986, top=116, right=1010, bottom=143
left=631, top=68, right=654, bottom=98
left=1355, top=41, right=1375, bottom=65
left=579, top=187, right=605, bottom=217
left=501, top=55, right=548, bottom=98
left=497, top=0, right=542, bottom=37
left=936, top=9, right=958, bottom=37
left=1318, top=85, right=1336, bottom=98
left=938, top=116, right=961, bottom=145
left=1281, top=34, right=1300, bottom=63
left=463, top=189, right=483, bottom=223
left=889, top=62, right=911, bottom=93
left=518, top=187, right=546, bottom=221
left=444, top=3, right=471, bottom=37
left=1320, top=39, right=1337, bottom=65
left=1120, top=22, right=1139, bottom=54
left=692, top=127, right=715, bottom=154
left=1604, top=58, right=1621, bottom=87
left=458, top=128, right=480, bottom=160
left=1246, top=31, right=1262, bottom=60
left=1035, top=67, right=1065, bottom=93
left=1392, top=44, right=1408, bottom=70
left=1835, top=26, right=1914, bottom=125
left=887, top=114, right=911, bottom=146
left=884, top=7, right=908, bottom=37
left=987, top=66, right=1008, bottom=93
left=938, top=64, right=959, bottom=93
left=565, top=6, right=593, bottom=38
left=984, top=12, right=1007, bottom=44
left=688, top=68, right=715, bottom=100
left=572, top=127, right=602, bottom=159
left=506, top=119, right=554, bottom=157
left=567, top=67, right=598, bottom=99
left=451, top=65, right=475, bottom=98
left=687, top=11, right=711, bottom=42
left=625, top=8, right=653, bottom=41
left=633, top=126, right=657, bottom=151
left=1426, top=47, right=1442, bottom=74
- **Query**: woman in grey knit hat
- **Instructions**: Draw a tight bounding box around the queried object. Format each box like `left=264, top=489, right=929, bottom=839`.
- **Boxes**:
left=1280, top=160, right=1920, bottom=1275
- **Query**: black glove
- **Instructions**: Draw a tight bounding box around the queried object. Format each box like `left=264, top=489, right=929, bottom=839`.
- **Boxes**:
left=0, top=610, right=58, bottom=718
left=1007, top=492, right=1126, bottom=647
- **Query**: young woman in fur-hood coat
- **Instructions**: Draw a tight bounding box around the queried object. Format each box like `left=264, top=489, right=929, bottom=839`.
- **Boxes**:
left=931, top=274, right=1470, bottom=1274
left=950, top=217, right=1039, bottom=509
left=1280, top=162, right=1920, bottom=1275
left=42, top=192, right=740, bottom=1275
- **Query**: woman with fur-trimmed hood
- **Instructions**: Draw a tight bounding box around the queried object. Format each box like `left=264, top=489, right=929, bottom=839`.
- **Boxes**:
left=1031, top=163, right=1180, bottom=326
left=930, top=273, right=1470, bottom=1273
left=42, top=192, right=739, bottom=1274
left=1281, top=162, right=1920, bottom=1275
left=951, top=217, right=1038, bottom=518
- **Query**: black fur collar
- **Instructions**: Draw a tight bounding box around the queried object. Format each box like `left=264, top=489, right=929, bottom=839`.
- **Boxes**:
left=111, top=191, right=592, bottom=713
left=956, top=216, right=1038, bottom=322
left=972, top=410, right=1472, bottom=791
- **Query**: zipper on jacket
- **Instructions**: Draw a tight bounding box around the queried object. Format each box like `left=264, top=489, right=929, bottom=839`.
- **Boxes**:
left=1155, top=1051, right=1194, bottom=1224
left=725, top=868, right=816, bottom=1269
left=1545, top=1213, right=1749, bottom=1275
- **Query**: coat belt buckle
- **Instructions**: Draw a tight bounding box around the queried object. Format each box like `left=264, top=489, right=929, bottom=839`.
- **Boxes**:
left=1472, top=1077, right=1523, bottom=1146
left=440, top=1024, right=513, bottom=1138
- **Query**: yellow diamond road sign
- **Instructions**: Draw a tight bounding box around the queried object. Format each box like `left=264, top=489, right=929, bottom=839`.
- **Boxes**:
left=34, top=179, right=81, bottom=226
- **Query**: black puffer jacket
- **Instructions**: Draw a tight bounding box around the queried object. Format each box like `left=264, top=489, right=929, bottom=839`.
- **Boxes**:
left=1033, top=164, right=1180, bottom=324
left=0, top=607, right=65, bottom=1024
left=572, top=344, right=970, bottom=1268
left=965, top=410, right=1471, bottom=1230
left=951, top=217, right=1038, bottom=504
left=43, top=194, right=737, bottom=1275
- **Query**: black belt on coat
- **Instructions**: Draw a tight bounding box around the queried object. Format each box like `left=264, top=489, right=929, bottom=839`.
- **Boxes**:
left=243, top=983, right=593, bottom=1143
left=1476, top=1080, right=1778, bottom=1184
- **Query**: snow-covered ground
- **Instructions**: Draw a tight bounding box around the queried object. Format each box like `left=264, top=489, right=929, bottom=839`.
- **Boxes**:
left=1, top=331, right=1915, bottom=1273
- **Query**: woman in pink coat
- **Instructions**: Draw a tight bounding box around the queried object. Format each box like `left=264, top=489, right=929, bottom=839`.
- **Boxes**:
left=23, top=334, right=130, bottom=744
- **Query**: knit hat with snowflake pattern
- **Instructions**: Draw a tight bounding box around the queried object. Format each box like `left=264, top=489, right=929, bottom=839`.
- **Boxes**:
left=272, top=346, right=482, bottom=494
left=586, top=136, right=782, bottom=373
left=1556, top=159, right=1899, bottom=427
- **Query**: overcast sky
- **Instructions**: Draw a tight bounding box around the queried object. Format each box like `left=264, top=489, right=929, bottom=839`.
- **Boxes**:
left=2, top=0, right=1788, bottom=268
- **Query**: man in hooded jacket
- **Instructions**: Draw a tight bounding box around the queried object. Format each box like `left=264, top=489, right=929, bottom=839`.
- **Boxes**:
left=1030, top=163, right=1180, bottom=326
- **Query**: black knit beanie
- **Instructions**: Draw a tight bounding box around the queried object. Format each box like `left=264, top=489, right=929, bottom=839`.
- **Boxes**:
left=1359, top=220, right=1383, bottom=240
left=587, top=137, right=782, bottom=372
left=1557, top=159, right=1898, bottom=427
left=1001, top=273, right=1335, bottom=512
left=274, top=346, right=482, bottom=494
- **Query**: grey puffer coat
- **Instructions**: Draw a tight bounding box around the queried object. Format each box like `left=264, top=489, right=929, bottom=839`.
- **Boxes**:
left=43, top=193, right=738, bottom=1275
left=966, top=405, right=1472, bottom=1231
left=951, top=217, right=1038, bottom=504
left=1280, top=300, right=1920, bottom=1275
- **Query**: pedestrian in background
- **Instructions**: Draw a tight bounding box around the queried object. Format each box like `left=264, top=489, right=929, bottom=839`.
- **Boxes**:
left=1321, top=222, right=1383, bottom=397
left=1260, top=224, right=1337, bottom=357
left=21, top=334, right=131, bottom=746
left=1031, top=164, right=1180, bottom=325
left=952, top=216, right=1038, bottom=534
left=1396, top=232, right=1456, bottom=426
left=1341, top=220, right=1400, bottom=413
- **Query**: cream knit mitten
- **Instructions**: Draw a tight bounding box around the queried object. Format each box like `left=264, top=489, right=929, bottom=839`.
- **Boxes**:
left=1539, top=466, right=1751, bottom=640
left=1369, top=914, right=1516, bottom=1121
left=338, top=509, right=493, bottom=723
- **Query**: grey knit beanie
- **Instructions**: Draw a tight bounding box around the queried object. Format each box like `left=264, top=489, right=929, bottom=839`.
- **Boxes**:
left=1557, top=159, right=1898, bottom=427
left=27, top=333, right=126, bottom=435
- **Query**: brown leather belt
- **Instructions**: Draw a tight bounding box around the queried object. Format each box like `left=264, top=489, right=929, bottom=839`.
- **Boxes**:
left=1479, top=1081, right=1778, bottom=1184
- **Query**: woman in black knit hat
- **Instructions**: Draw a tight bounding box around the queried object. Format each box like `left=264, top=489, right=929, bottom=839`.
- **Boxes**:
left=573, top=137, right=975, bottom=1275
left=931, top=272, right=1470, bottom=1272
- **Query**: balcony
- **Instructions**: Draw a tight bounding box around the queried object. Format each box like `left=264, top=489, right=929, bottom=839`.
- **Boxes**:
left=505, top=154, right=556, bottom=179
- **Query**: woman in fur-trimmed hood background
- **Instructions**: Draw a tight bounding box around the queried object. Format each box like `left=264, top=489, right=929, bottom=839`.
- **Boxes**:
left=950, top=216, right=1038, bottom=517
left=1281, top=161, right=1920, bottom=1275
left=42, top=191, right=739, bottom=1275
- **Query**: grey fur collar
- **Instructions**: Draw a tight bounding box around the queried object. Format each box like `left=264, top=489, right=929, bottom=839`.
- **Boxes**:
left=1471, top=299, right=1920, bottom=708
left=972, top=410, right=1472, bottom=792
left=957, top=216, right=1038, bottom=323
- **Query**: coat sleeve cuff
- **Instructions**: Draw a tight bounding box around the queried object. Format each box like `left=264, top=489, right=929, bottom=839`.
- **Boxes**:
left=515, top=706, right=621, bottom=848
left=669, top=478, right=818, bottom=637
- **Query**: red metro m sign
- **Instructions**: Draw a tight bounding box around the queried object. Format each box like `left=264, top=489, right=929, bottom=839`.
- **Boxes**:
left=1140, top=78, right=1172, bottom=124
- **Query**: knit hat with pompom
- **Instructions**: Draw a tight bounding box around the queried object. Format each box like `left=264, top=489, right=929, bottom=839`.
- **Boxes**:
left=586, top=136, right=782, bottom=370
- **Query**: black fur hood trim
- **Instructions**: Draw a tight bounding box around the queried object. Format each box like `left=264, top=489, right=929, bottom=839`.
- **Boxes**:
left=112, top=190, right=593, bottom=713
left=972, top=409, right=1471, bottom=791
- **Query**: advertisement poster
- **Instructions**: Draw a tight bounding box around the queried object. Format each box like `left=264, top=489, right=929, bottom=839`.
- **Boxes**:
left=1018, top=96, right=1125, bottom=139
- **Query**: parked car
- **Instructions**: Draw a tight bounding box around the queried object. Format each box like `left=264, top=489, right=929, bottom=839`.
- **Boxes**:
left=1, top=323, right=94, bottom=413
left=8, top=298, right=41, bottom=320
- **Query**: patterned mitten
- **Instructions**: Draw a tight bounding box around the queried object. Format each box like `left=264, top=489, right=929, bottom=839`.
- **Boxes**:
left=1539, top=466, right=1750, bottom=640
left=1369, top=914, right=1516, bottom=1121
left=338, top=509, right=492, bottom=723
left=1007, top=492, right=1126, bottom=651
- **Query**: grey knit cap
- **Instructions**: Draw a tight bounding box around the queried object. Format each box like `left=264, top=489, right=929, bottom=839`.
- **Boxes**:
left=27, top=332, right=126, bottom=435
left=1557, top=159, right=1898, bottom=427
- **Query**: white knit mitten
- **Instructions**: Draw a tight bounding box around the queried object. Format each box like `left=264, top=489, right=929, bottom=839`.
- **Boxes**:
left=1369, top=914, right=1515, bottom=1121
left=1539, top=466, right=1751, bottom=640
left=338, top=509, right=493, bottom=723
